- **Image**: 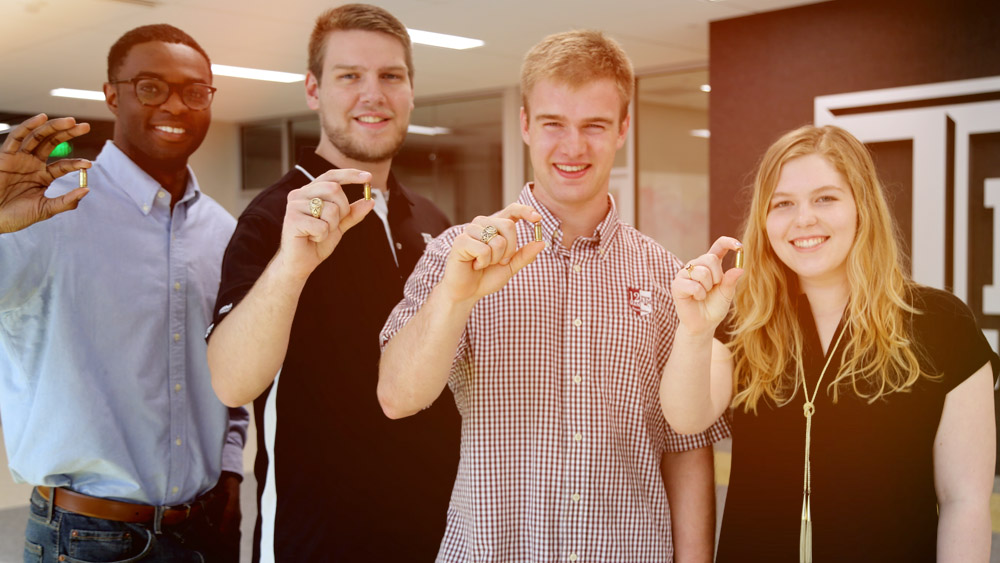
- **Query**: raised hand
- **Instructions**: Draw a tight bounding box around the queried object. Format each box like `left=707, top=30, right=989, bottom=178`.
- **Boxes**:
left=439, top=203, right=546, bottom=305
left=0, top=114, right=92, bottom=233
left=671, top=236, right=744, bottom=335
left=274, top=168, right=375, bottom=281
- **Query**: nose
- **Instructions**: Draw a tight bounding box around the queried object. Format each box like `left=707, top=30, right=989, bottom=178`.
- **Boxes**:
left=794, top=203, right=818, bottom=227
left=560, top=127, right=586, bottom=158
left=359, top=75, right=386, bottom=106
left=160, top=89, right=187, bottom=114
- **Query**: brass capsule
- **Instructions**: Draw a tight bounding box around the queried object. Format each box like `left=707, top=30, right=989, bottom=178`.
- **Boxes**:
left=534, top=222, right=543, bottom=242
left=735, top=247, right=744, bottom=269
left=79, top=169, right=87, bottom=189
left=363, top=183, right=372, bottom=201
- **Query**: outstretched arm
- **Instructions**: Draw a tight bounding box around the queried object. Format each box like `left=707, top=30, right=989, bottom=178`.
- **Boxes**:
left=207, top=168, right=374, bottom=407
left=660, top=236, right=743, bottom=434
left=378, top=203, right=544, bottom=419
left=0, top=114, right=91, bottom=234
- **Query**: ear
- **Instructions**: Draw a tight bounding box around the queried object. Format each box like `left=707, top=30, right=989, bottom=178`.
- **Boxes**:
left=615, top=114, right=630, bottom=150
left=104, top=82, right=119, bottom=117
left=520, top=106, right=530, bottom=145
left=305, top=71, right=321, bottom=111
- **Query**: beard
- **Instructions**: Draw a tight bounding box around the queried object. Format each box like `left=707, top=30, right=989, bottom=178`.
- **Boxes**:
left=322, top=120, right=406, bottom=163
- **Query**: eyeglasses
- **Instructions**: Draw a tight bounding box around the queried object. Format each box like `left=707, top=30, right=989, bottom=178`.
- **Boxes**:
left=111, top=77, right=217, bottom=111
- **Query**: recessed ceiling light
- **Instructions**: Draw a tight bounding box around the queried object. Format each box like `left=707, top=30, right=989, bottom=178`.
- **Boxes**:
left=700, top=84, right=711, bottom=92
left=211, top=64, right=304, bottom=83
left=408, top=124, right=452, bottom=136
left=407, top=28, right=484, bottom=50
left=51, top=88, right=105, bottom=101
left=690, top=129, right=710, bottom=138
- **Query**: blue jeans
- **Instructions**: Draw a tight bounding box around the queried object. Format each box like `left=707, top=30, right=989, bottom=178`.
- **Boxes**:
left=23, top=488, right=238, bottom=563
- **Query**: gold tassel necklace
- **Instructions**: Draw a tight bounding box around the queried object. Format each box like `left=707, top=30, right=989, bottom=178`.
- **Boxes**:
left=799, top=325, right=847, bottom=563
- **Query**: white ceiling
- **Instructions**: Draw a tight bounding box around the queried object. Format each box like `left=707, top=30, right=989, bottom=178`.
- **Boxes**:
left=0, top=0, right=821, bottom=123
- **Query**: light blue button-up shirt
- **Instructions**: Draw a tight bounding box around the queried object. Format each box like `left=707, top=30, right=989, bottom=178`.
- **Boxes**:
left=0, top=141, right=248, bottom=506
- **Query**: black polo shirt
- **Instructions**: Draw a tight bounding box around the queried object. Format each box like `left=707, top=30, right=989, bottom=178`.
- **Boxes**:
left=212, top=149, right=459, bottom=562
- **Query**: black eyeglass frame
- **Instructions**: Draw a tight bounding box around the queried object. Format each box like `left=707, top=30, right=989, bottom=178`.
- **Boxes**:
left=110, top=77, right=217, bottom=111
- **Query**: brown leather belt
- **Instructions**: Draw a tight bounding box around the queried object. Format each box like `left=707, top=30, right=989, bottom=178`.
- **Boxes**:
left=36, top=486, right=202, bottom=526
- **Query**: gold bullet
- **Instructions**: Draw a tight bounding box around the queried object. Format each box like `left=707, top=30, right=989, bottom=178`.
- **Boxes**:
left=534, top=222, right=543, bottom=242
left=363, top=183, right=372, bottom=201
left=735, top=247, right=744, bottom=269
left=79, top=169, right=87, bottom=189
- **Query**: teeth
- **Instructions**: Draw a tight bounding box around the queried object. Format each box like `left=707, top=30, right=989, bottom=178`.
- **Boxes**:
left=555, top=164, right=587, bottom=172
left=155, top=125, right=185, bottom=134
left=357, top=116, right=386, bottom=123
left=793, top=237, right=825, bottom=248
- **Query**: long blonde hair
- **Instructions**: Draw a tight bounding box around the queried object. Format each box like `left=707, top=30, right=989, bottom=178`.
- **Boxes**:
left=729, top=125, right=933, bottom=412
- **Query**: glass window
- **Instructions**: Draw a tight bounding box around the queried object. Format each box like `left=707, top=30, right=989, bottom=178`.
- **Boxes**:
left=394, top=95, right=503, bottom=224
left=635, top=69, right=710, bottom=262
left=241, top=121, right=286, bottom=191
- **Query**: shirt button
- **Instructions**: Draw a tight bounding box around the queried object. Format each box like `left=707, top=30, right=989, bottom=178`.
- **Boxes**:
left=573, top=318, right=582, bottom=327
left=157, top=190, right=166, bottom=199
left=172, top=486, right=179, bottom=495
left=174, top=282, right=181, bottom=291
left=395, top=242, right=403, bottom=250
left=569, top=555, right=579, bottom=562
left=573, top=375, right=582, bottom=384
left=573, top=264, right=582, bottom=273
left=571, top=493, right=581, bottom=502
left=142, top=205, right=150, bottom=213
left=175, top=438, right=182, bottom=446
left=174, top=384, right=182, bottom=392
left=174, top=333, right=181, bottom=342
left=574, top=432, right=582, bottom=442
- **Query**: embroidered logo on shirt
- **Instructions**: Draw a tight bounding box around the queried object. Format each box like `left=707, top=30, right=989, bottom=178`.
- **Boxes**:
left=627, top=288, right=653, bottom=316
left=421, top=233, right=434, bottom=245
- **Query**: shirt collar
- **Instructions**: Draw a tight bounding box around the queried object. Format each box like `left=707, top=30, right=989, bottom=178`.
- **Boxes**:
left=296, top=147, right=414, bottom=207
left=97, top=140, right=201, bottom=215
left=516, top=183, right=620, bottom=259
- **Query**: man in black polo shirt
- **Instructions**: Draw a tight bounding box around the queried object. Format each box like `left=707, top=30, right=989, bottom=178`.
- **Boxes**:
left=206, top=4, right=459, bottom=561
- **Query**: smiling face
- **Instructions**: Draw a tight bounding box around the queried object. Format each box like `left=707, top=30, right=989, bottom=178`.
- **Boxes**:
left=307, top=29, right=414, bottom=166
left=521, top=77, right=628, bottom=216
left=104, top=41, right=212, bottom=175
left=766, top=153, right=858, bottom=289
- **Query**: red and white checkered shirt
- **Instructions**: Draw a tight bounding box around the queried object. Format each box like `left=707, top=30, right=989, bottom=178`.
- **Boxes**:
left=381, top=185, right=731, bottom=563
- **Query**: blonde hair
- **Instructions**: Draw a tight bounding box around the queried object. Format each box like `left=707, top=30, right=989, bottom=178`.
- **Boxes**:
left=729, top=125, right=934, bottom=412
left=520, top=29, right=634, bottom=121
left=308, top=4, right=413, bottom=83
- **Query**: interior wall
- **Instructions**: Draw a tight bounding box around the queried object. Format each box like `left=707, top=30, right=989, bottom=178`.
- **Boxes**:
left=709, top=0, right=1000, bottom=241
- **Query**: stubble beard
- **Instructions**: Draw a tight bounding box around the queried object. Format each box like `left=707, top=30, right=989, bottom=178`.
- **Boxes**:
left=323, top=121, right=406, bottom=164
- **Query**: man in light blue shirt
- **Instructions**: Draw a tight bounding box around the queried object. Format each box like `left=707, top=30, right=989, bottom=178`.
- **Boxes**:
left=0, top=24, right=247, bottom=562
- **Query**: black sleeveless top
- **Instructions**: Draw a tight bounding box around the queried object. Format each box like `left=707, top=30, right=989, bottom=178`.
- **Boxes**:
left=717, top=287, right=997, bottom=562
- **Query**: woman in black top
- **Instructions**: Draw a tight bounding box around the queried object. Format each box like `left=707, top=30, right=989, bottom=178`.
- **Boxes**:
left=659, top=125, right=996, bottom=562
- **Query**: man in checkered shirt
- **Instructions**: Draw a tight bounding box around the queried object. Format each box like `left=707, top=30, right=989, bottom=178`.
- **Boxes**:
left=379, top=29, right=730, bottom=563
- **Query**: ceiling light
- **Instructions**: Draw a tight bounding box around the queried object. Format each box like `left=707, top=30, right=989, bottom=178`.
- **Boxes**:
left=0, top=123, right=10, bottom=134
left=700, top=84, right=711, bottom=92
left=51, top=88, right=105, bottom=101
left=212, top=64, right=304, bottom=83
left=408, top=125, right=452, bottom=136
left=690, top=129, right=710, bottom=138
left=407, top=28, right=484, bottom=50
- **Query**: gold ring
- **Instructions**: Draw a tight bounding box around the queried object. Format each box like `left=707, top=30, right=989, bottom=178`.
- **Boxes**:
left=481, top=225, right=498, bottom=244
left=684, top=263, right=695, bottom=275
left=309, top=197, right=323, bottom=219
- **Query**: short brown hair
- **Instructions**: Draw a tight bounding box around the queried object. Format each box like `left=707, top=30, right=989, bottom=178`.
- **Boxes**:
left=308, top=3, right=413, bottom=82
left=520, top=30, right=634, bottom=120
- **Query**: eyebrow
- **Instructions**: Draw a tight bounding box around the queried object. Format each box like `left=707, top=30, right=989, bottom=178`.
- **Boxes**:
left=771, top=184, right=847, bottom=198
left=534, top=113, right=615, bottom=125
left=330, top=64, right=408, bottom=73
